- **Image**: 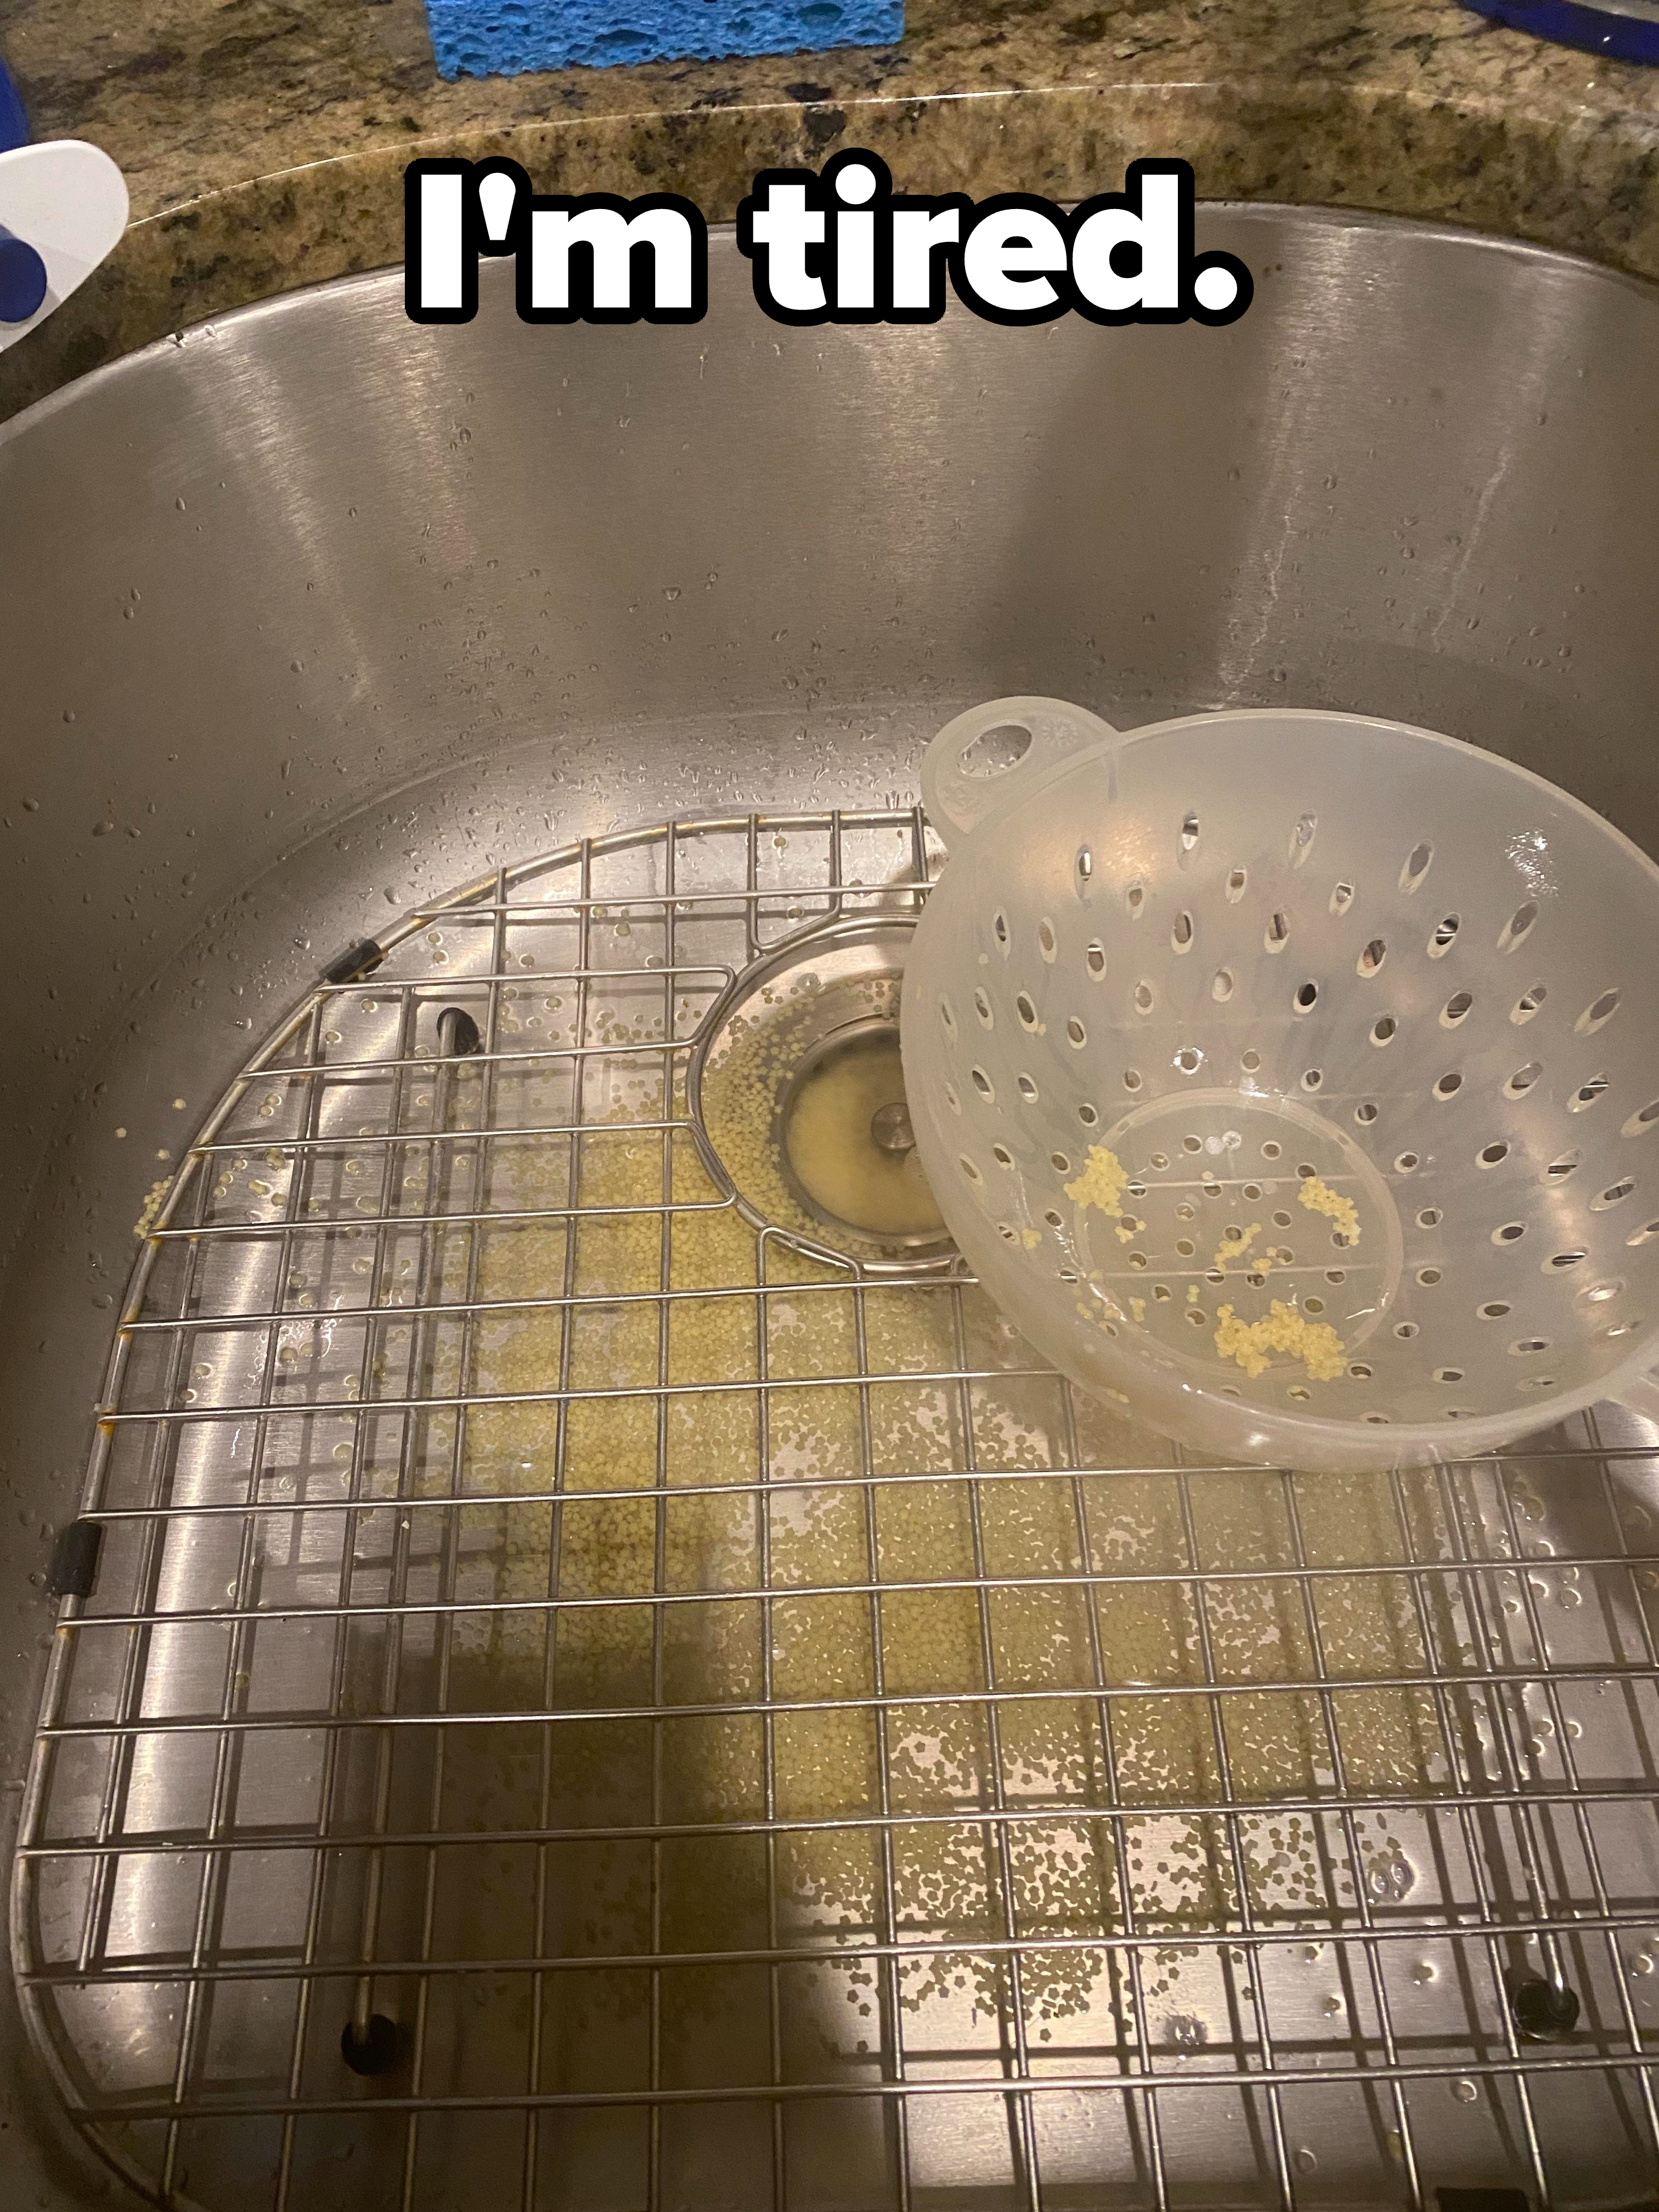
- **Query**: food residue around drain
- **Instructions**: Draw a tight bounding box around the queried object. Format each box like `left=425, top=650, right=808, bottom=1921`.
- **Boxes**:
left=1298, top=1172, right=1361, bottom=1247
left=704, top=975, right=943, bottom=1256
left=1215, top=1299, right=1348, bottom=1383
left=783, top=1031, right=944, bottom=1239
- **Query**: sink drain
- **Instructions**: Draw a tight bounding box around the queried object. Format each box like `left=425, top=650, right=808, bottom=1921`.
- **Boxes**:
left=689, top=915, right=953, bottom=1267
left=781, top=1014, right=942, bottom=1245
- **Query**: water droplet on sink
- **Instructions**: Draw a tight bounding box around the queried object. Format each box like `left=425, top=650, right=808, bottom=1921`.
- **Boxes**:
left=1166, top=2013, right=1207, bottom=2055
left=1367, top=1853, right=1415, bottom=1901
left=1410, top=1960, right=1437, bottom=1985
left=1294, top=2147, right=1318, bottom=2174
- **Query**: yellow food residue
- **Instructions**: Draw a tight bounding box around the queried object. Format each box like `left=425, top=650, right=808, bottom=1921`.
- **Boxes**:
left=114, top=952, right=1457, bottom=2076
left=1211, top=1220, right=1262, bottom=1273
left=133, top=1177, right=171, bottom=1239
left=1186, top=1283, right=1200, bottom=1305
left=1129, top=1296, right=1147, bottom=1324
left=1214, top=1299, right=1348, bottom=1383
left=1020, top=1228, right=1042, bottom=1249
left=1299, top=1173, right=1361, bottom=1246
left=1065, top=1145, right=1129, bottom=1217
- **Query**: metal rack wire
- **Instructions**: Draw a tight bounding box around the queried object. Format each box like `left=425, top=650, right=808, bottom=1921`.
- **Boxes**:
left=14, top=809, right=1659, bottom=2212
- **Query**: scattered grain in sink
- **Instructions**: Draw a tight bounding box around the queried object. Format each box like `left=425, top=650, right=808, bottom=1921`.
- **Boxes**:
left=409, top=1034, right=1453, bottom=2062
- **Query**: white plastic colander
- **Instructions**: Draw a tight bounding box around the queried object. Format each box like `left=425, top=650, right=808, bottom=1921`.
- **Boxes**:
left=900, top=697, right=1659, bottom=1470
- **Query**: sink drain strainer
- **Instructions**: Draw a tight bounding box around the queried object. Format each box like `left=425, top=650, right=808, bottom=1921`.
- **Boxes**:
left=688, top=914, right=953, bottom=1268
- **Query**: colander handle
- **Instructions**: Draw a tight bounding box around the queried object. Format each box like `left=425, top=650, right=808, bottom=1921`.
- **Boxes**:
left=921, top=696, right=1119, bottom=842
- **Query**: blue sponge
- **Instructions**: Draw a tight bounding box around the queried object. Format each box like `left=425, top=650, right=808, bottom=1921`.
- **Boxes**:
left=425, top=0, right=902, bottom=76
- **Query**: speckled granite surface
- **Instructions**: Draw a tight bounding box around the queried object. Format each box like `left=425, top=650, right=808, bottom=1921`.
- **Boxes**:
left=0, top=0, right=1656, bottom=417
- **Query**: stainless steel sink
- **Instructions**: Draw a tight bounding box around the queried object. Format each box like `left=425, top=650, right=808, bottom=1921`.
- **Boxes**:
left=1, top=207, right=1657, bottom=2212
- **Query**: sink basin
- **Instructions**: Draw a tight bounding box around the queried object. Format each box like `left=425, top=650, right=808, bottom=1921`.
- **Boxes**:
left=1, top=207, right=1657, bottom=2212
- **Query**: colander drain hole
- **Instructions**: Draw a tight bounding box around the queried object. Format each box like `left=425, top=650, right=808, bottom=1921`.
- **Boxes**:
left=1592, top=1179, right=1636, bottom=1210
left=1577, top=988, right=1622, bottom=1035
left=1499, top=900, right=1540, bottom=952
left=1400, top=840, right=1435, bottom=893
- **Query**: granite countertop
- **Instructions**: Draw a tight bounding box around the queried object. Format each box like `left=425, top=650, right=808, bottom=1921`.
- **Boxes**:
left=0, top=0, right=1656, bottom=417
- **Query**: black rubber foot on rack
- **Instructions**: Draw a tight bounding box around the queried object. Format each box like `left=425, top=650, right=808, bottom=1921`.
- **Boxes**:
left=323, top=937, right=385, bottom=987
left=1506, top=1970, right=1580, bottom=2041
left=341, top=2013, right=400, bottom=2075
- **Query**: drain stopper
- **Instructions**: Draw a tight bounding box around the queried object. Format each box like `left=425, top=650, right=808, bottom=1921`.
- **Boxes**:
left=870, top=1100, right=915, bottom=1154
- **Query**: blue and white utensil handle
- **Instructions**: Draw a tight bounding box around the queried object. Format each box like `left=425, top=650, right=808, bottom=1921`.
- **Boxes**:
left=0, top=140, right=127, bottom=353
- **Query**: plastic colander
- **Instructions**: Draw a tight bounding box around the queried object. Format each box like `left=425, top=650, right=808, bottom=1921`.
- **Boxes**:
left=900, top=697, right=1659, bottom=1471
